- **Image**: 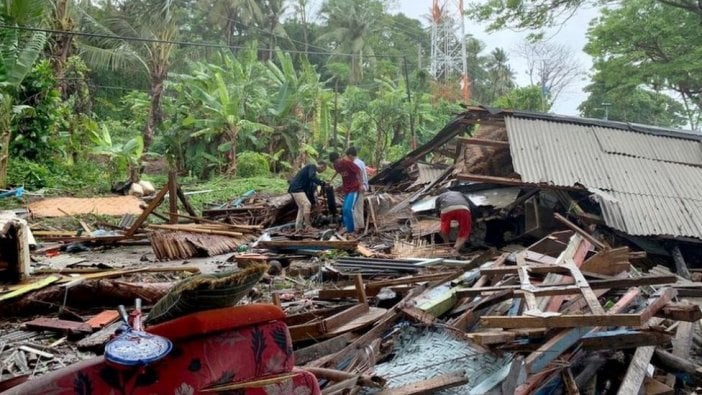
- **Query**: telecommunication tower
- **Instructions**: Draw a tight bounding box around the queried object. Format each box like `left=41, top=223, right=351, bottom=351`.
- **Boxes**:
left=429, top=0, right=469, bottom=102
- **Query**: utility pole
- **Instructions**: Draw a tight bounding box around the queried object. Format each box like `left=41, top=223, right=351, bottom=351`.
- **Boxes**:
left=602, top=102, right=612, bottom=120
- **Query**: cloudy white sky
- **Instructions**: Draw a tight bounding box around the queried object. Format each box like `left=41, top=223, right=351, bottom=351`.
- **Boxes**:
left=393, top=1, right=600, bottom=115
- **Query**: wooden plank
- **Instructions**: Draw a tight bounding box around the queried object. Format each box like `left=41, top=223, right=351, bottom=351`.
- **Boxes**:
left=86, top=310, right=120, bottom=330
left=377, top=370, right=468, bottom=395
left=580, top=330, right=671, bottom=351
left=259, top=240, right=358, bottom=250
left=455, top=173, right=584, bottom=190
left=554, top=213, right=607, bottom=250
left=296, top=334, right=353, bottom=365
left=168, top=171, right=178, bottom=224
left=480, top=264, right=570, bottom=276
left=176, top=186, right=198, bottom=217
left=516, top=253, right=539, bottom=312
left=481, top=314, right=644, bottom=329
left=543, top=235, right=591, bottom=312
left=450, top=289, right=513, bottom=330
left=456, top=136, right=510, bottom=148
left=126, top=182, right=169, bottom=236
left=455, top=275, right=677, bottom=297
left=564, top=259, right=605, bottom=315
left=562, top=368, right=580, bottom=395
left=655, top=302, right=702, bottom=322
left=0, top=276, right=61, bottom=302
left=617, top=346, right=655, bottom=395
left=24, top=318, right=92, bottom=334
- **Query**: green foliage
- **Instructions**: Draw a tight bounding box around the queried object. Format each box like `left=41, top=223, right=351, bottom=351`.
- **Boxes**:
left=578, top=78, right=687, bottom=127
left=492, top=85, right=549, bottom=112
left=585, top=0, right=702, bottom=128
left=236, top=151, right=270, bottom=178
left=10, top=60, right=64, bottom=160
left=89, top=124, right=144, bottom=182
left=183, top=176, right=289, bottom=213
left=8, top=157, right=110, bottom=193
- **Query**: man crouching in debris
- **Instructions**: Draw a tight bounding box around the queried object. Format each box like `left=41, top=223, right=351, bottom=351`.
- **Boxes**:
left=436, top=190, right=473, bottom=253
left=288, top=161, right=327, bottom=231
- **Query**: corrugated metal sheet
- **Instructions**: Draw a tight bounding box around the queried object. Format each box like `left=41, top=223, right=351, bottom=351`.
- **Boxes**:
left=505, top=116, right=702, bottom=239
left=409, top=162, right=450, bottom=189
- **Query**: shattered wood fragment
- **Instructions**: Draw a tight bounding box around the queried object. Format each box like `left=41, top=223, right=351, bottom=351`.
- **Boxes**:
left=579, top=330, right=671, bottom=351
left=0, top=275, right=60, bottom=302
left=86, top=310, right=120, bottom=330
left=24, top=318, right=92, bottom=335
left=581, top=246, right=631, bottom=275
left=653, top=348, right=702, bottom=384
left=76, top=321, right=122, bottom=350
left=259, top=240, right=358, bottom=250
left=617, top=346, right=655, bottom=395
left=562, top=368, right=579, bottom=395
left=17, top=346, right=53, bottom=359
left=655, top=302, right=702, bottom=322
left=296, top=334, right=354, bottom=365
left=305, top=367, right=386, bottom=389
left=554, top=213, right=607, bottom=250
left=400, top=306, right=435, bottom=325
left=377, top=370, right=468, bottom=395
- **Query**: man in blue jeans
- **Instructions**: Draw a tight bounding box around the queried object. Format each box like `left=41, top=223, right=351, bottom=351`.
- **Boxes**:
left=329, top=152, right=361, bottom=234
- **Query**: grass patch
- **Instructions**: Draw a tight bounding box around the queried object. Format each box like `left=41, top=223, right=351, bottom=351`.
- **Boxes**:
left=179, top=176, right=289, bottom=213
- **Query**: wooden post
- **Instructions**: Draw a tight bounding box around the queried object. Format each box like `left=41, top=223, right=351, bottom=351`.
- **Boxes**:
left=353, top=274, right=367, bottom=304
left=554, top=213, right=607, bottom=250
left=272, top=292, right=281, bottom=307
left=168, top=171, right=178, bottom=224
left=176, top=186, right=198, bottom=217
left=125, top=183, right=170, bottom=237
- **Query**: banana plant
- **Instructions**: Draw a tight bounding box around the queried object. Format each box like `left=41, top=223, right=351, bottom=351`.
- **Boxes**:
left=182, top=49, right=272, bottom=176
left=89, top=124, right=144, bottom=182
left=0, top=0, right=49, bottom=187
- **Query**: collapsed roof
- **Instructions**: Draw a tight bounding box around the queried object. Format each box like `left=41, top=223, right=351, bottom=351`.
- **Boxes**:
left=371, top=106, right=702, bottom=241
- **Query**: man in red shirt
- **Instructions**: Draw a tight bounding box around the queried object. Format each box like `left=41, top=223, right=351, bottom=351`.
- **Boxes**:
left=329, top=152, right=361, bottom=233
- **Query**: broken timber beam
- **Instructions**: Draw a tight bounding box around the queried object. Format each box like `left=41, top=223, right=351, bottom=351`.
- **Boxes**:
left=259, top=240, right=358, bottom=250
left=456, top=136, right=510, bottom=148
left=554, top=213, right=607, bottom=250
left=617, top=346, right=656, bottom=395
left=376, top=370, right=468, bottom=395
left=126, top=182, right=170, bottom=237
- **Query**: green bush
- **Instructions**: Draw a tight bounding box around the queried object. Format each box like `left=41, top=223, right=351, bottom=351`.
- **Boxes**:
left=8, top=158, right=112, bottom=194
left=237, top=151, right=270, bottom=178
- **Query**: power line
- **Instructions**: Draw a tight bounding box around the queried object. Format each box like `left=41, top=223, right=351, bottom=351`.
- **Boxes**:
left=0, top=24, right=414, bottom=59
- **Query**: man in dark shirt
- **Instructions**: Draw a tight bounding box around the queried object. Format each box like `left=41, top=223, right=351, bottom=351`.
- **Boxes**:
left=288, top=161, right=327, bottom=230
left=329, top=152, right=361, bottom=234
left=435, top=190, right=473, bottom=252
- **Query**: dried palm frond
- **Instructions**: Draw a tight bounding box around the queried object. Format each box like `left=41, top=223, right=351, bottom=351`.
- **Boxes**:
left=144, top=264, right=267, bottom=325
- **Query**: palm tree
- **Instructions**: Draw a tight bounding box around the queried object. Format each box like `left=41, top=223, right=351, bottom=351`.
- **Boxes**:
left=79, top=2, right=178, bottom=166
left=202, top=0, right=263, bottom=47
left=0, top=0, right=49, bottom=187
left=485, top=48, right=515, bottom=104
left=318, top=0, right=383, bottom=85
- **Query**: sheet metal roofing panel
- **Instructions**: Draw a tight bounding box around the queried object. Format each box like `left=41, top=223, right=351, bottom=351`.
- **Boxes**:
left=594, top=191, right=702, bottom=238
left=592, top=127, right=702, bottom=165
left=505, top=117, right=613, bottom=188
left=505, top=115, right=702, bottom=238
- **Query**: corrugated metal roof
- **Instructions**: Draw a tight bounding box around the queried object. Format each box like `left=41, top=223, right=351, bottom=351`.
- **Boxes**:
left=505, top=116, right=702, bottom=239
left=408, top=162, right=450, bottom=189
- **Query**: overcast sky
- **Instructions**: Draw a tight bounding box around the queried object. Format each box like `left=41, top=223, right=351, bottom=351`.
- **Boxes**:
left=392, top=1, right=600, bottom=115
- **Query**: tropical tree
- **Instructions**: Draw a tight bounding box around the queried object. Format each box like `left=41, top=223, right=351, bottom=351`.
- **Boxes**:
left=579, top=71, right=688, bottom=128
left=180, top=49, right=272, bottom=175
left=262, top=51, right=328, bottom=167
left=0, top=0, right=49, bottom=187
left=483, top=48, right=515, bottom=104
left=492, top=85, right=550, bottom=111
left=318, top=0, right=385, bottom=84
left=79, top=1, right=178, bottom=157
left=201, top=0, right=263, bottom=47
left=585, top=0, right=702, bottom=128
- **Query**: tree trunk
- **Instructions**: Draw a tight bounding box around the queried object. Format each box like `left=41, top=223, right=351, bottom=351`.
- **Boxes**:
left=51, top=0, right=74, bottom=98
left=144, top=70, right=166, bottom=154
left=0, top=99, right=12, bottom=189
left=226, top=127, right=238, bottom=176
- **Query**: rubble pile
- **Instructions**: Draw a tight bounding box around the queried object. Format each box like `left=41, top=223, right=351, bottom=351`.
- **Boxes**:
left=2, top=107, right=702, bottom=393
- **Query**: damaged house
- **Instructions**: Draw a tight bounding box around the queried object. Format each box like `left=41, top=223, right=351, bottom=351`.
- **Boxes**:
left=371, top=106, right=702, bottom=271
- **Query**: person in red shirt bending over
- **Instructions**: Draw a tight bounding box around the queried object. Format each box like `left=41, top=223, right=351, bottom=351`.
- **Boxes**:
left=436, top=190, right=473, bottom=253
left=329, top=152, right=361, bottom=234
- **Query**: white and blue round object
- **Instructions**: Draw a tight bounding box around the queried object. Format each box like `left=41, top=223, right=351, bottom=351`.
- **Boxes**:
left=105, top=330, right=172, bottom=367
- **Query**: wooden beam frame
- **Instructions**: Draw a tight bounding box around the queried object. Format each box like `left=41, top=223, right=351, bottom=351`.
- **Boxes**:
left=456, top=136, right=510, bottom=148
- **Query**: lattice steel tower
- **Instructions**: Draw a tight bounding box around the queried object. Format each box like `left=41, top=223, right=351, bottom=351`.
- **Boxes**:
left=429, top=0, right=469, bottom=102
